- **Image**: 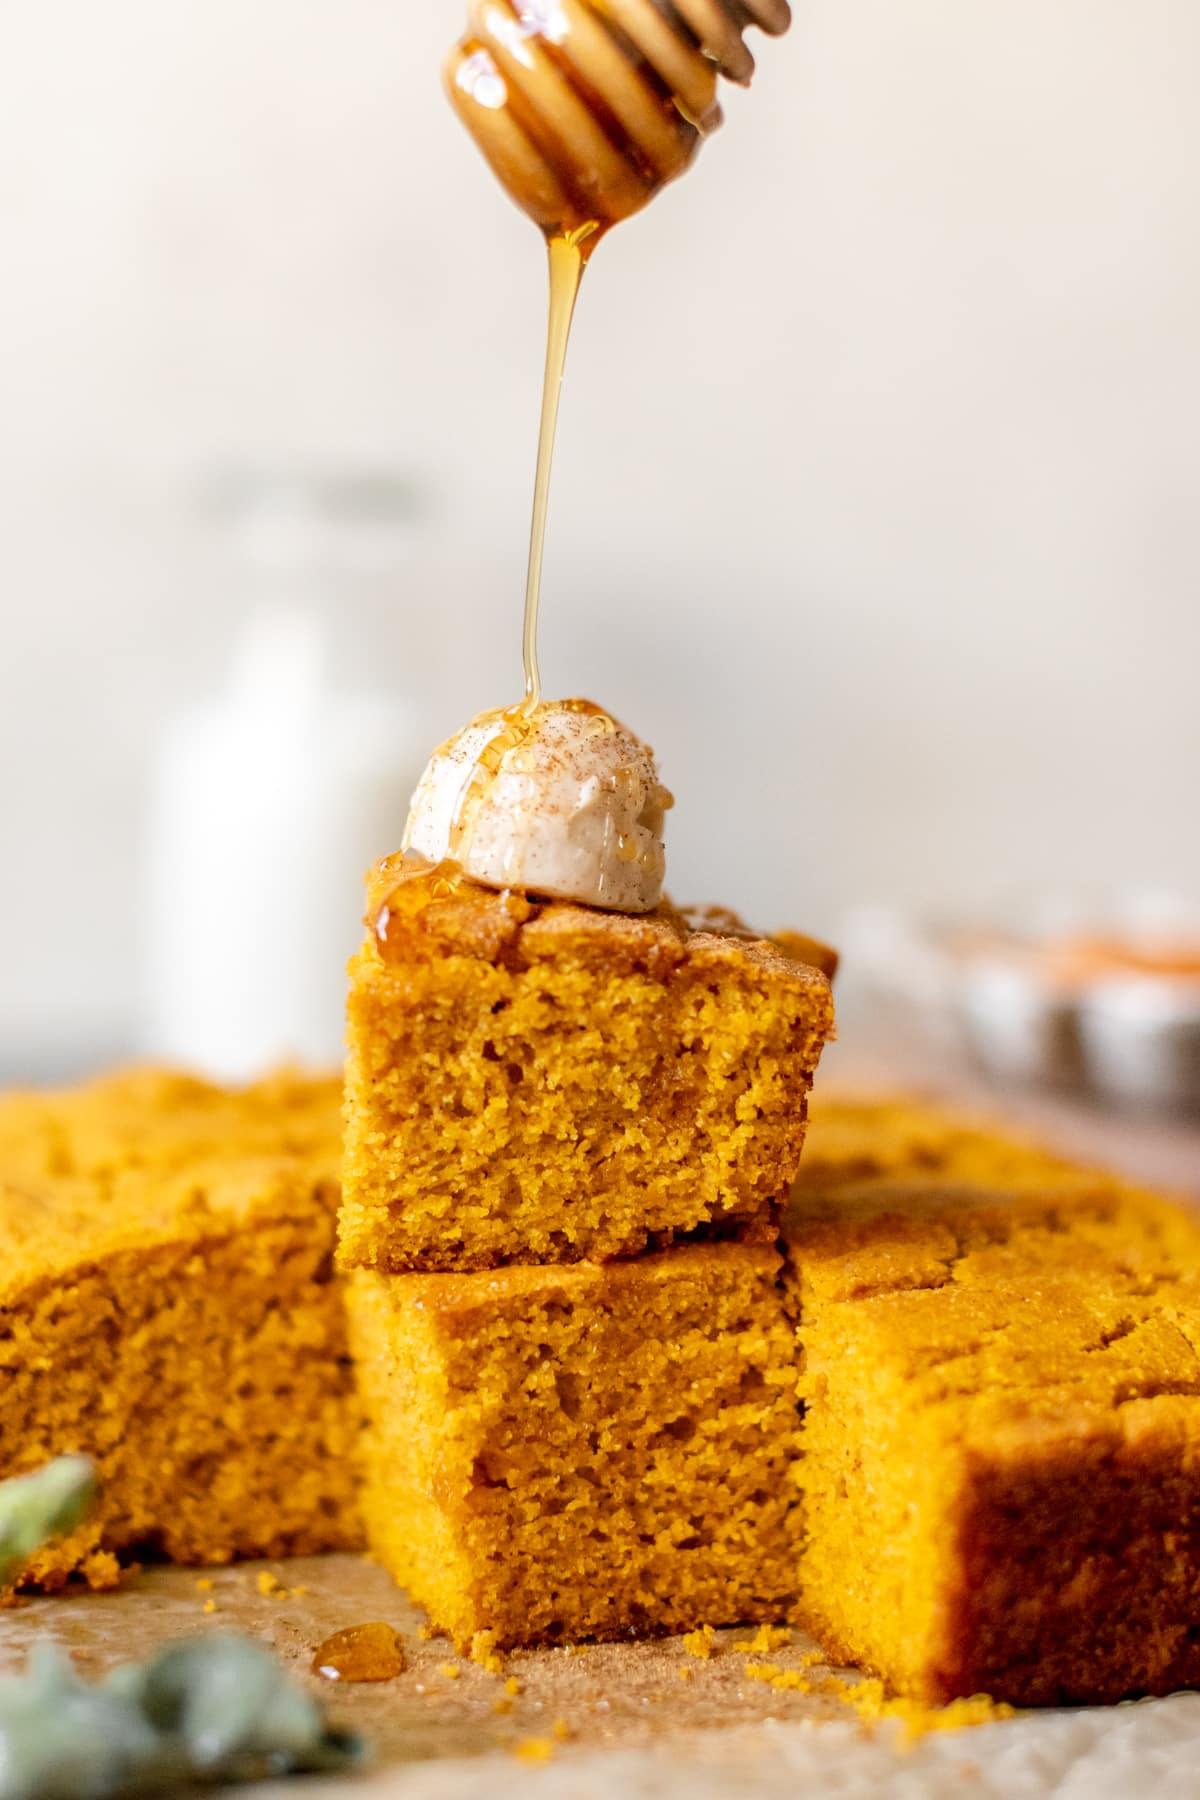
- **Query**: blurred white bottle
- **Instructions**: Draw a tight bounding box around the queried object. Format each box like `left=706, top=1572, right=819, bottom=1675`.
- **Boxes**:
left=142, top=472, right=428, bottom=1079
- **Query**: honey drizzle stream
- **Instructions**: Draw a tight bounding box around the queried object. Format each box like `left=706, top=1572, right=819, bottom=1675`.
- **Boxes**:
left=521, top=224, right=598, bottom=713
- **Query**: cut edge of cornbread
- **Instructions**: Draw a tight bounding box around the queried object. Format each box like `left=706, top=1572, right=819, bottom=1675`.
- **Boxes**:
left=347, top=1240, right=803, bottom=1649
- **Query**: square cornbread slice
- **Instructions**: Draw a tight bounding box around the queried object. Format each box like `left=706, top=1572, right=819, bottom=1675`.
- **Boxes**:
left=786, top=1095, right=1200, bottom=1706
left=341, top=857, right=836, bottom=1272
left=346, top=1240, right=801, bottom=1647
left=0, top=1068, right=361, bottom=1588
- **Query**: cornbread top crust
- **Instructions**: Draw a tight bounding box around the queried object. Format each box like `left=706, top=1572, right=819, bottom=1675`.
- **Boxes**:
left=792, top=1092, right=1091, bottom=1194
left=366, top=855, right=837, bottom=993
left=362, top=1234, right=785, bottom=1330
left=0, top=1068, right=342, bottom=1299
left=786, top=1094, right=1200, bottom=1426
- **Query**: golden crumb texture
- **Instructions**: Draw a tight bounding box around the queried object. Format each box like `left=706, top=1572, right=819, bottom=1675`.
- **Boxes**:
left=345, top=1240, right=802, bottom=1649
left=340, top=861, right=836, bottom=1271
left=0, top=1066, right=361, bottom=1588
left=789, top=1091, right=1200, bottom=1706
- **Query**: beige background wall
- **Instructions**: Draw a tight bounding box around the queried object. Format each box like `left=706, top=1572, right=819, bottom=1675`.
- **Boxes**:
left=1, top=1, right=1197, bottom=1067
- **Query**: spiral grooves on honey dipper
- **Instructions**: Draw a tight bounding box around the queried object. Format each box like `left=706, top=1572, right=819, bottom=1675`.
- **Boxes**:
left=447, top=0, right=792, bottom=238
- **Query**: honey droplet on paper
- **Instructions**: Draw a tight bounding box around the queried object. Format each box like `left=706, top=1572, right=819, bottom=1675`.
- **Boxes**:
left=311, top=1622, right=406, bottom=1682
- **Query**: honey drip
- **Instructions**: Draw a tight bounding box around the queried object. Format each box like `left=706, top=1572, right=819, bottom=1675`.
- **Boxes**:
left=522, top=226, right=594, bottom=711
left=446, top=705, right=536, bottom=863
left=311, top=1622, right=406, bottom=1683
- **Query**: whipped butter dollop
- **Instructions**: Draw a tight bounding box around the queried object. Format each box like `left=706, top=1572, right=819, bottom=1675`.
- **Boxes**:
left=402, top=699, right=673, bottom=914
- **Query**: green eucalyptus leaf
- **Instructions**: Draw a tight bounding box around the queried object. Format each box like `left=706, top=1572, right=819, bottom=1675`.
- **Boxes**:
left=0, top=1636, right=365, bottom=1797
left=0, top=1460, right=98, bottom=1589
left=0, top=1645, right=180, bottom=1800
left=0, top=1462, right=365, bottom=1794
left=111, top=1633, right=362, bottom=1776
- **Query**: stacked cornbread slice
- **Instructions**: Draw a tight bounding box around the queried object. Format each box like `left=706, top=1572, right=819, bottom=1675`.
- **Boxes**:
left=0, top=1068, right=360, bottom=1587
left=341, top=860, right=836, bottom=1646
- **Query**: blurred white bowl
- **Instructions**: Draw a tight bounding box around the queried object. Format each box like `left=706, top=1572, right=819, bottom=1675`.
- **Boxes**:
left=838, top=894, right=1200, bottom=1116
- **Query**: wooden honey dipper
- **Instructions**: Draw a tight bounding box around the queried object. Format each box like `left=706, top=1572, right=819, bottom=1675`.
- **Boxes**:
left=446, top=0, right=792, bottom=244
left=444, top=0, right=791, bottom=713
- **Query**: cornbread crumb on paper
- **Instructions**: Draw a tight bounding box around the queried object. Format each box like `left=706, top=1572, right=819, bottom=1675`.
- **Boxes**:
left=513, top=1737, right=555, bottom=1763
left=469, top=1629, right=505, bottom=1674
